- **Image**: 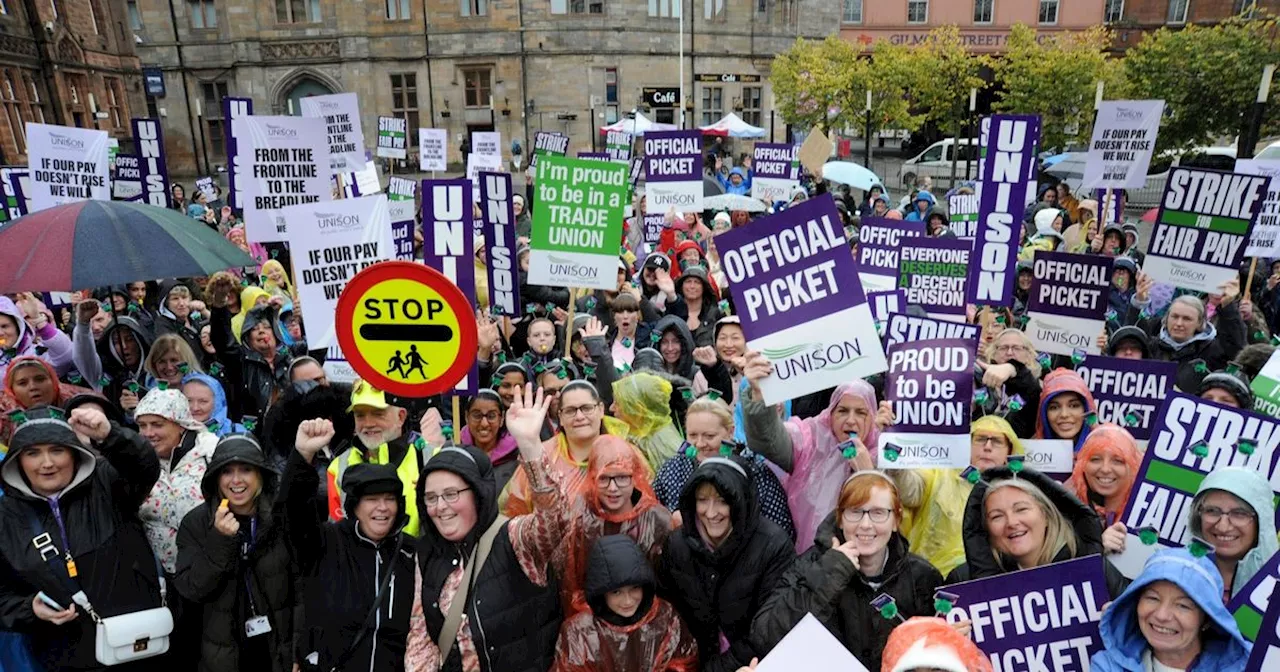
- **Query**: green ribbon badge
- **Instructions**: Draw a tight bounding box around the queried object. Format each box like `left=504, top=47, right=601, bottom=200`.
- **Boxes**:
left=882, top=443, right=901, bottom=462
left=682, top=441, right=697, bottom=459
left=1189, top=440, right=1209, bottom=458
left=1237, top=438, right=1257, bottom=456
left=1137, top=527, right=1159, bottom=546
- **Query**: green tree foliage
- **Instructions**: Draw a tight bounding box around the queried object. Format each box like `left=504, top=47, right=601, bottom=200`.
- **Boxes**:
left=905, top=25, right=989, bottom=137
left=1125, top=15, right=1279, bottom=154
left=991, top=24, right=1122, bottom=152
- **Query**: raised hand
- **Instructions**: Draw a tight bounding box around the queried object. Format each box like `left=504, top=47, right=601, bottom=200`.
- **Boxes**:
left=76, top=299, right=99, bottom=326
left=830, top=535, right=859, bottom=567
left=874, top=400, right=895, bottom=430
left=742, top=351, right=773, bottom=393
left=506, top=383, right=552, bottom=460
left=214, top=500, right=240, bottom=536
left=582, top=316, right=607, bottom=340
left=692, top=346, right=719, bottom=367
left=1102, top=521, right=1127, bottom=554
left=1135, top=272, right=1153, bottom=303
left=295, top=418, right=334, bottom=461
left=476, top=312, right=500, bottom=355
left=68, top=407, right=111, bottom=442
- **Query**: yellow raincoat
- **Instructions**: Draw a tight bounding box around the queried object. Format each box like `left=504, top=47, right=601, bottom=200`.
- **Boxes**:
left=612, top=373, right=684, bottom=473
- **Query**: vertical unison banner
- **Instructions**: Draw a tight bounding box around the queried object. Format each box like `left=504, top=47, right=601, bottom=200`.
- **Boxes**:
left=480, top=171, right=521, bottom=318
left=131, top=117, right=171, bottom=209
left=223, top=96, right=253, bottom=210
left=421, top=178, right=478, bottom=394
left=969, top=114, right=1039, bottom=308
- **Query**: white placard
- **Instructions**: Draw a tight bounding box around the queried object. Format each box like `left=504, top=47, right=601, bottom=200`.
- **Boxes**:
left=26, top=123, right=110, bottom=212
left=299, top=92, right=366, bottom=173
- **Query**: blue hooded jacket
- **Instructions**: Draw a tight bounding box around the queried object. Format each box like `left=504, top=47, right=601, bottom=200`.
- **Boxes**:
left=1091, top=548, right=1251, bottom=672
left=1190, top=467, right=1279, bottom=599
left=904, top=190, right=935, bottom=221
left=181, top=372, right=244, bottom=437
left=716, top=167, right=752, bottom=195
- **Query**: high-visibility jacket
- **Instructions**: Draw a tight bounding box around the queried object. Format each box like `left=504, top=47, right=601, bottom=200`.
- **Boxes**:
left=327, top=438, right=423, bottom=537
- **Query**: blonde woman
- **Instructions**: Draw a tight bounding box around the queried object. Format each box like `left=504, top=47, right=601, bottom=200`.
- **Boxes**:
left=975, top=328, right=1043, bottom=439
left=946, top=468, right=1128, bottom=597
left=144, top=333, right=205, bottom=388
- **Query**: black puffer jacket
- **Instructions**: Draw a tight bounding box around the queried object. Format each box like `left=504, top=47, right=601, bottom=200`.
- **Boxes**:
left=944, top=467, right=1129, bottom=598
left=210, top=304, right=292, bottom=418
left=415, top=445, right=562, bottom=672
left=1126, top=299, right=1246, bottom=394
left=174, top=437, right=294, bottom=672
left=93, top=315, right=155, bottom=402
left=282, top=453, right=416, bottom=672
left=0, top=415, right=162, bottom=671
left=657, top=457, right=795, bottom=672
left=752, top=514, right=942, bottom=670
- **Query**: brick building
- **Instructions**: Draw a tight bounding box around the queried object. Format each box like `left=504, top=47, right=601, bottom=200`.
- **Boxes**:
left=0, top=0, right=147, bottom=164
left=125, top=0, right=836, bottom=178
left=839, top=0, right=1105, bottom=54
left=1105, top=0, right=1279, bottom=49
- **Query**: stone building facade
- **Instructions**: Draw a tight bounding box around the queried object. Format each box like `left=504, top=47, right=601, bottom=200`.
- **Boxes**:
left=0, top=0, right=147, bottom=164
left=124, top=0, right=836, bottom=177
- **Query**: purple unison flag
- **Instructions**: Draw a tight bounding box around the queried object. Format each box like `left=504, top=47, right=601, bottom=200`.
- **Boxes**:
left=479, top=171, right=521, bottom=318
left=898, top=236, right=970, bottom=320
left=945, top=556, right=1109, bottom=670
left=1245, top=583, right=1280, bottom=670
left=882, top=312, right=979, bottom=352
left=222, top=97, right=253, bottom=210
left=421, top=178, right=478, bottom=394
left=855, top=217, right=925, bottom=293
left=1024, top=251, right=1114, bottom=356
left=878, top=337, right=976, bottom=469
left=1094, top=188, right=1126, bottom=227
left=969, top=114, right=1040, bottom=307
left=1075, top=356, right=1176, bottom=440
left=131, top=118, right=171, bottom=209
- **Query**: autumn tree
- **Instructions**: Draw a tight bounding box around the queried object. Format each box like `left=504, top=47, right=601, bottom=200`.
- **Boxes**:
left=904, top=25, right=989, bottom=140
left=771, top=36, right=919, bottom=138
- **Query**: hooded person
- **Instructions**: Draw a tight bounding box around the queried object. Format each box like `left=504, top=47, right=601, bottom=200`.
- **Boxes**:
left=946, top=466, right=1128, bottom=597
left=152, top=279, right=205, bottom=358
left=743, top=371, right=887, bottom=553
left=405, top=388, right=569, bottom=672
left=552, top=535, right=698, bottom=672
left=1130, top=292, right=1246, bottom=394
left=1097, top=222, right=1129, bottom=257
left=1122, top=223, right=1145, bottom=266
left=1187, top=467, right=1278, bottom=600
left=1108, top=257, right=1139, bottom=328
left=752, top=471, right=943, bottom=671
left=650, top=315, right=698, bottom=380
left=283, top=419, right=417, bottom=672
left=258, top=260, right=296, bottom=303
left=656, top=457, right=796, bottom=672
left=181, top=372, right=245, bottom=437
left=903, top=190, right=935, bottom=222
left=1066, top=423, right=1143, bottom=522
left=0, top=356, right=92, bottom=443
left=880, top=617, right=994, bottom=672
left=78, top=314, right=155, bottom=403
left=1090, top=548, right=1251, bottom=672
left=894, top=415, right=1024, bottom=576
left=716, top=166, right=752, bottom=196
left=611, top=372, right=685, bottom=472
left=175, top=434, right=294, bottom=672
left=1035, top=368, right=1098, bottom=451
left=229, top=286, right=272, bottom=344
left=216, top=302, right=293, bottom=418
left=1198, top=368, right=1255, bottom=409
left=513, top=192, right=533, bottom=239
left=1108, top=325, right=1151, bottom=360
left=926, top=209, right=952, bottom=237
left=0, top=295, right=74, bottom=381
left=1019, top=207, right=1065, bottom=260
left=0, top=405, right=164, bottom=672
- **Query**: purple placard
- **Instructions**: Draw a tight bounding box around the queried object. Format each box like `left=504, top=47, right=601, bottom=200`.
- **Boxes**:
left=866, top=289, right=906, bottom=323
left=884, top=338, right=975, bottom=437
left=969, top=114, right=1040, bottom=307
left=643, top=213, right=666, bottom=247
left=1245, top=582, right=1280, bottom=670
left=1229, top=532, right=1280, bottom=642
left=530, top=131, right=569, bottom=168
left=856, top=217, right=925, bottom=285
left=1026, top=251, right=1113, bottom=321
left=1093, top=188, right=1126, bottom=227
left=131, top=118, right=171, bottom=209
left=479, top=171, right=521, bottom=318
left=716, top=197, right=864, bottom=340
left=898, top=236, right=971, bottom=319
left=882, top=312, right=979, bottom=352
left=390, top=218, right=414, bottom=260
left=222, top=97, right=252, bottom=210
left=577, top=152, right=609, bottom=161
left=111, top=154, right=142, bottom=202
left=643, top=130, right=702, bottom=184
left=1075, top=356, right=1176, bottom=440
left=1, top=167, right=29, bottom=218
left=752, top=143, right=798, bottom=180
left=945, top=556, right=1108, bottom=669
left=421, top=178, right=478, bottom=395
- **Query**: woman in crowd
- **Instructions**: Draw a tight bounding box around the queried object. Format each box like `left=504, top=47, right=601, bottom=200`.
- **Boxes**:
left=1191, top=468, right=1275, bottom=600
left=752, top=471, right=943, bottom=671
left=881, top=617, right=994, bottom=672
left=649, top=316, right=698, bottom=380
left=556, top=435, right=672, bottom=614
left=552, top=535, right=698, bottom=672
left=406, top=385, right=566, bottom=670
left=493, top=361, right=533, bottom=408
left=611, top=371, right=685, bottom=472
left=144, top=333, right=205, bottom=390
left=976, top=328, right=1043, bottom=438
left=175, top=434, right=294, bottom=672
left=182, top=372, right=244, bottom=436
left=0, top=295, right=73, bottom=380
left=134, top=388, right=218, bottom=574
left=740, top=351, right=891, bottom=552
left=651, top=396, right=795, bottom=541
left=0, top=406, right=164, bottom=671
left=895, top=415, right=1024, bottom=576
left=1091, top=548, right=1251, bottom=672
left=948, top=467, right=1127, bottom=597
left=692, top=317, right=744, bottom=405
left=1035, top=368, right=1097, bottom=450
left=229, top=286, right=272, bottom=344
left=259, top=260, right=296, bottom=303
left=461, top=389, right=521, bottom=489
left=657, top=456, right=796, bottom=672
left=0, top=356, right=91, bottom=443
left=1066, top=424, right=1141, bottom=522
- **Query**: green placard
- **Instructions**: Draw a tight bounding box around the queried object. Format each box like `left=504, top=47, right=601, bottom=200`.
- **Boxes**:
left=528, top=155, right=628, bottom=290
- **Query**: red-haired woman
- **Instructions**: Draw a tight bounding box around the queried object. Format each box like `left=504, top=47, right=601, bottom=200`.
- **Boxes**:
left=751, top=471, right=944, bottom=672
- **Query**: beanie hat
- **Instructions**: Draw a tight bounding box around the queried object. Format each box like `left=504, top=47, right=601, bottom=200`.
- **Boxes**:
left=882, top=617, right=993, bottom=672
left=1108, top=326, right=1150, bottom=358
left=1198, top=368, right=1254, bottom=409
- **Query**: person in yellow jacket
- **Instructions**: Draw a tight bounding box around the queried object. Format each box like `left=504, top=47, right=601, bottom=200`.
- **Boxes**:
left=891, top=415, right=1023, bottom=576
left=325, top=380, right=425, bottom=535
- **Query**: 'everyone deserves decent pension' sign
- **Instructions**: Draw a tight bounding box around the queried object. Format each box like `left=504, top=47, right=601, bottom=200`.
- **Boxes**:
left=1113, top=392, right=1280, bottom=579
left=945, top=555, right=1108, bottom=672
left=716, top=197, right=887, bottom=405
left=528, top=155, right=628, bottom=291
left=1143, top=167, right=1268, bottom=294
left=1024, top=251, right=1113, bottom=357
left=898, top=236, right=971, bottom=322
left=877, top=338, right=976, bottom=469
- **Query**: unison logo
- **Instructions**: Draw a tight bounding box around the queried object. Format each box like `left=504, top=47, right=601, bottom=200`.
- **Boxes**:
left=50, top=133, right=85, bottom=150
left=651, top=188, right=695, bottom=205
left=266, top=124, right=297, bottom=138
left=548, top=255, right=600, bottom=279
left=1115, top=107, right=1144, bottom=122
left=765, top=341, right=866, bottom=379
left=316, top=213, right=360, bottom=229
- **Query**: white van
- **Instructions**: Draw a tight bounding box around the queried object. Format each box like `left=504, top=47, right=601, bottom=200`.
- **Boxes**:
left=898, top=138, right=981, bottom=188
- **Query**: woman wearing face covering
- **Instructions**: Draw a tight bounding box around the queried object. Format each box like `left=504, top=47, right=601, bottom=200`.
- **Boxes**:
left=656, top=456, right=795, bottom=672
left=405, top=384, right=568, bottom=671
left=0, top=405, right=163, bottom=672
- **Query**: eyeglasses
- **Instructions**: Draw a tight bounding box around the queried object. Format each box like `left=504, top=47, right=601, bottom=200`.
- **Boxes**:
left=995, top=343, right=1027, bottom=354
left=842, top=507, right=892, bottom=524
left=467, top=411, right=501, bottom=423
left=560, top=403, right=599, bottom=418
left=423, top=488, right=471, bottom=508
left=1200, top=506, right=1256, bottom=526
left=972, top=435, right=1007, bottom=448
left=597, top=474, right=633, bottom=489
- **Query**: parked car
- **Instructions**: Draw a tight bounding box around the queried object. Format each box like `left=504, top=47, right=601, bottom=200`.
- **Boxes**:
left=898, top=138, right=981, bottom=189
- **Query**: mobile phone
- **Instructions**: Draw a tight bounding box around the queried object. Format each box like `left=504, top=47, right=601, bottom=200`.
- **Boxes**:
left=36, top=591, right=65, bottom=611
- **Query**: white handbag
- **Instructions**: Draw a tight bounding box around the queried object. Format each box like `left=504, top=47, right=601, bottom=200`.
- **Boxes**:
left=93, top=604, right=174, bottom=665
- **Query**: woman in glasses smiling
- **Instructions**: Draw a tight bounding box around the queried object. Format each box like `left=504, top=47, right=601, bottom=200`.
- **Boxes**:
left=461, top=390, right=520, bottom=490
left=1188, top=467, right=1275, bottom=602
left=752, top=471, right=943, bottom=671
